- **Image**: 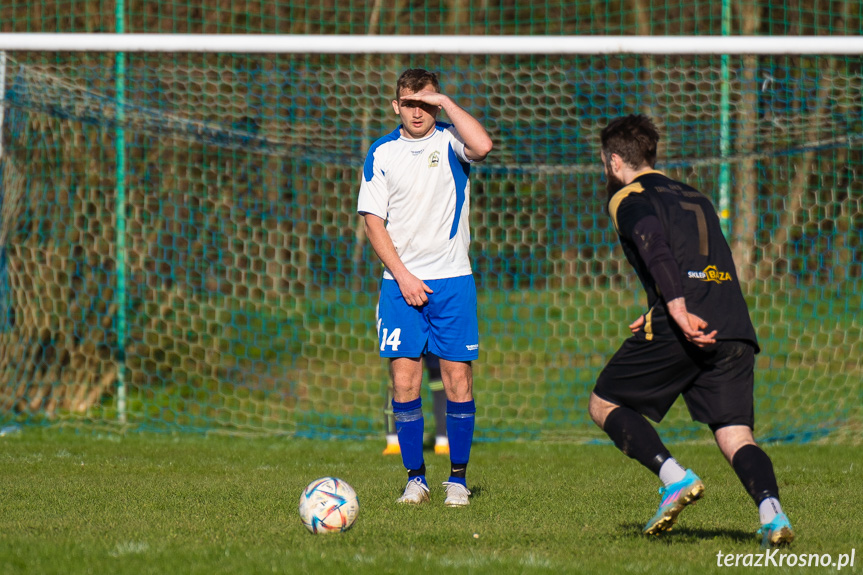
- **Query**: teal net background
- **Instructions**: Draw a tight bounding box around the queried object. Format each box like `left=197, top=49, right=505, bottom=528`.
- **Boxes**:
left=0, top=1, right=861, bottom=443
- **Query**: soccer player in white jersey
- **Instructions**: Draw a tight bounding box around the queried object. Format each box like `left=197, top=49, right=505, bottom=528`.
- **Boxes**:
left=357, top=68, right=493, bottom=506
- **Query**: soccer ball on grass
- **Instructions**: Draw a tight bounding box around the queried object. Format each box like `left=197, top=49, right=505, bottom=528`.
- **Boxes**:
left=298, top=477, right=360, bottom=534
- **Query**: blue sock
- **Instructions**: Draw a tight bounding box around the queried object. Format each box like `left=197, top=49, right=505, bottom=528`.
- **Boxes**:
left=393, top=397, right=425, bottom=481
left=446, top=399, right=476, bottom=485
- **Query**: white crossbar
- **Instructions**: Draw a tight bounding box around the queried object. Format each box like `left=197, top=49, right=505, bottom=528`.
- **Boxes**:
left=0, top=34, right=861, bottom=54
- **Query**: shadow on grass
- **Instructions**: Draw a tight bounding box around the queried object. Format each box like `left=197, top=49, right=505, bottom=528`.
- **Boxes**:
left=620, top=522, right=753, bottom=544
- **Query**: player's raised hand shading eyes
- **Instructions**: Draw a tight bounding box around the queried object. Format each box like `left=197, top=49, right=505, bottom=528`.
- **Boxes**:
left=402, top=90, right=446, bottom=107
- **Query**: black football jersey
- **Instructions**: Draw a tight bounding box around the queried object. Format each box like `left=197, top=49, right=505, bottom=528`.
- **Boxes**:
left=607, top=170, right=759, bottom=351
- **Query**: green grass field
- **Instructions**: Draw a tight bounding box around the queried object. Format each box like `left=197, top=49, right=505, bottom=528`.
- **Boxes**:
left=0, top=430, right=860, bottom=574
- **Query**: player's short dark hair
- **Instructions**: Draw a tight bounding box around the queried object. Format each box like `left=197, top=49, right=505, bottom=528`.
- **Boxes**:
left=600, top=115, right=660, bottom=169
left=395, top=68, right=441, bottom=100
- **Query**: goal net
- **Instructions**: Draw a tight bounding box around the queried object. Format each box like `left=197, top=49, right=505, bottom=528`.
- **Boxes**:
left=0, top=39, right=860, bottom=442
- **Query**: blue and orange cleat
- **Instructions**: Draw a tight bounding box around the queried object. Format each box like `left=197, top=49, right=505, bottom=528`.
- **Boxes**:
left=643, top=469, right=705, bottom=536
left=757, top=513, right=794, bottom=547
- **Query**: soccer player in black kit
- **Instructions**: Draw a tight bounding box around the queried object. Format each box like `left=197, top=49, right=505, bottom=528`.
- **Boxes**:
left=587, top=115, right=794, bottom=547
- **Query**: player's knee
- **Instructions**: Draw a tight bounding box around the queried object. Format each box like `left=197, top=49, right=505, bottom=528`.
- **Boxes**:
left=712, top=424, right=756, bottom=460
left=588, top=392, right=614, bottom=428
left=442, top=381, right=472, bottom=403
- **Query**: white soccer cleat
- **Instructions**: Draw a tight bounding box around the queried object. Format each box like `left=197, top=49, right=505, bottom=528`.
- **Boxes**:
left=397, top=477, right=430, bottom=504
left=442, top=481, right=471, bottom=507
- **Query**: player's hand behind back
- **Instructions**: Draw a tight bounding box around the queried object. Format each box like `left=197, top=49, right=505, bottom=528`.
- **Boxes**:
left=629, top=314, right=645, bottom=334
left=667, top=298, right=717, bottom=347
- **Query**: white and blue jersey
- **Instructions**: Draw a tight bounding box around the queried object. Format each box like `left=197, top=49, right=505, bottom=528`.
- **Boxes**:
left=357, top=122, right=473, bottom=281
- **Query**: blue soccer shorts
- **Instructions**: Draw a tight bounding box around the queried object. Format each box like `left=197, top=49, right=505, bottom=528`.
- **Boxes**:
left=376, top=275, right=479, bottom=361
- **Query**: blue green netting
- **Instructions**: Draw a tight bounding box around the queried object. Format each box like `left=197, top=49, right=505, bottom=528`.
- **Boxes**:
left=0, top=50, right=860, bottom=443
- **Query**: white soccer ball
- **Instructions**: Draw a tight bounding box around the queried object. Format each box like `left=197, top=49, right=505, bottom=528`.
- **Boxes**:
left=298, top=477, right=360, bottom=534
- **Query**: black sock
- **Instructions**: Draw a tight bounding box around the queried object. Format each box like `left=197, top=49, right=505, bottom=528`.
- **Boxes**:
left=731, top=444, right=779, bottom=505
left=450, top=462, right=467, bottom=479
left=408, top=463, right=426, bottom=478
left=604, top=406, right=671, bottom=475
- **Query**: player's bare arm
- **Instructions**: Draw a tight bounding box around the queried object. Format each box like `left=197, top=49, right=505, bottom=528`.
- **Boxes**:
left=362, top=213, right=433, bottom=307
left=407, top=90, right=493, bottom=161
left=666, top=297, right=717, bottom=347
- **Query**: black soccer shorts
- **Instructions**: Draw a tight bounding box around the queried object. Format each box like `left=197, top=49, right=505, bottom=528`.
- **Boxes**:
left=593, top=336, right=756, bottom=429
